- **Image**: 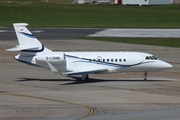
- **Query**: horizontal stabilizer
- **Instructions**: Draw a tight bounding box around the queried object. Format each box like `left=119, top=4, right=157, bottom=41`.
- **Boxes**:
left=7, top=45, right=39, bottom=51
left=63, top=69, right=108, bottom=76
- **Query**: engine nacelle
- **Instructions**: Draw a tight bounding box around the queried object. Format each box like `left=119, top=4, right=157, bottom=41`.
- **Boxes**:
left=35, top=54, right=66, bottom=64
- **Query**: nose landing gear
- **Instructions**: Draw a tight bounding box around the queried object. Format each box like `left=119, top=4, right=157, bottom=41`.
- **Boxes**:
left=144, top=71, right=148, bottom=81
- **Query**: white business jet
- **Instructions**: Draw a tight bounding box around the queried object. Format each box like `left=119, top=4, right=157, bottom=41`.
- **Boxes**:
left=7, top=23, right=172, bottom=81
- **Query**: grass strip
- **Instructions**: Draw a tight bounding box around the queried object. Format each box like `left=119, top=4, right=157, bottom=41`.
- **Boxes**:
left=0, top=2, right=180, bottom=28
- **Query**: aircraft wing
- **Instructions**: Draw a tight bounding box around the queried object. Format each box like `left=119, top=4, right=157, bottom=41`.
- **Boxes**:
left=63, top=69, right=108, bottom=76
left=46, top=61, right=108, bottom=76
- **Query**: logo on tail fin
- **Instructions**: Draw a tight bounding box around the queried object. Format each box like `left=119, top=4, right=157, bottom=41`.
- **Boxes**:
left=7, top=23, right=52, bottom=53
left=20, top=32, right=36, bottom=38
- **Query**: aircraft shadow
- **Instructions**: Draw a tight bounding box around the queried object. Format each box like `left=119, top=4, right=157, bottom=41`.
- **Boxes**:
left=16, top=78, right=73, bottom=82
left=62, top=77, right=172, bottom=85
left=16, top=77, right=172, bottom=85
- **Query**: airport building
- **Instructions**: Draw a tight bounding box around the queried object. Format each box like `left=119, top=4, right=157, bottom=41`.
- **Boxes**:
left=74, top=0, right=180, bottom=4
left=173, top=0, right=180, bottom=4
left=74, top=0, right=113, bottom=4
left=122, top=0, right=172, bottom=5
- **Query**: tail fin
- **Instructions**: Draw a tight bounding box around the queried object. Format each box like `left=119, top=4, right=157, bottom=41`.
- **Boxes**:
left=7, top=23, right=51, bottom=53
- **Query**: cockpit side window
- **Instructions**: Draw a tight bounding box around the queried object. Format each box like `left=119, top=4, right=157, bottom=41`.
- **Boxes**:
left=149, top=56, right=154, bottom=60
left=152, top=56, right=157, bottom=60
left=146, top=56, right=150, bottom=60
left=146, top=56, right=157, bottom=60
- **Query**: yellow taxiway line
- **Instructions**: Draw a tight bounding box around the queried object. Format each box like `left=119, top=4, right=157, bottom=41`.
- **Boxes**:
left=2, top=91, right=94, bottom=120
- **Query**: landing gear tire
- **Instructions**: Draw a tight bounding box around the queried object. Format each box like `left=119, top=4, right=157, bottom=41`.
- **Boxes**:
left=82, top=74, right=89, bottom=82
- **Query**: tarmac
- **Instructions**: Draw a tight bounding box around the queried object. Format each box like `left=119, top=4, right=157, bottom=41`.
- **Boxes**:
left=0, top=39, right=180, bottom=120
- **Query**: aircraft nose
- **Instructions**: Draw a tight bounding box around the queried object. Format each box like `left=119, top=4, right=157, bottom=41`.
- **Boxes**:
left=160, top=61, right=173, bottom=69
left=166, top=62, right=173, bottom=69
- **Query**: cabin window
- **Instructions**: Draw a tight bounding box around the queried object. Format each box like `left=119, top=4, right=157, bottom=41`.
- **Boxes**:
left=119, top=59, right=122, bottom=62
left=115, top=59, right=117, bottom=62
left=103, top=59, right=105, bottom=62
left=107, top=59, right=109, bottom=62
left=124, top=59, right=126, bottom=62
left=111, top=59, right=113, bottom=62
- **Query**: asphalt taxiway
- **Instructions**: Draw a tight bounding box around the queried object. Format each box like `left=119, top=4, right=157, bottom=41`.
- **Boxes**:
left=1, top=28, right=180, bottom=40
left=0, top=28, right=104, bottom=40
left=0, top=39, right=180, bottom=120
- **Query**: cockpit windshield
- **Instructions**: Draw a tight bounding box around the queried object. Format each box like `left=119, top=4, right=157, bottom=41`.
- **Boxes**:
left=145, top=56, right=157, bottom=60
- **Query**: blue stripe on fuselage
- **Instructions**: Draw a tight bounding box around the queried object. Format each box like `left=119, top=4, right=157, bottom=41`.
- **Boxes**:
left=65, top=54, right=155, bottom=68
left=15, top=57, right=39, bottom=67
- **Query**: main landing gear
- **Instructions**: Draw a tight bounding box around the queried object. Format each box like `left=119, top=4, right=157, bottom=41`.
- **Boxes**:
left=82, top=74, right=89, bottom=82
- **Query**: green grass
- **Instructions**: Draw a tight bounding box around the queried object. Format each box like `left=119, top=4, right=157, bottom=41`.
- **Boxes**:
left=0, top=2, right=180, bottom=28
left=1, top=1, right=180, bottom=47
left=84, top=37, right=180, bottom=48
